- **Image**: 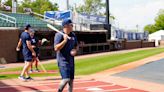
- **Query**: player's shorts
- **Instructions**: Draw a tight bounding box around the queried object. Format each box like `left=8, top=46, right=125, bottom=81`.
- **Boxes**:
left=59, top=65, right=74, bottom=79
left=34, top=48, right=39, bottom=57
left=22, top=49, right=32, bottom=62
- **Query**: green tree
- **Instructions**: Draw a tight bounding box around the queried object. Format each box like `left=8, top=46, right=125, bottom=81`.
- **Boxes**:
left=1, top=0, right=15, bottom=11
left=76, top=0, right=105, bottom=15
left=144, top=24, right=157, bottom=34
left=154, top=9, right=164, bottom=30
left=0, top=0, right=2, bottom=10
left=19, top=0, right=58, bottom=14
left=144, top=9, right=164, bottom=33
left=17, top=0, right=32, bottom=13
left=4, top=0, right=12, bottom=6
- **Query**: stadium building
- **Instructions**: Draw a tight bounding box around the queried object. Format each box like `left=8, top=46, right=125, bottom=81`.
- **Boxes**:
left=0, top=0, right=155, bottom=63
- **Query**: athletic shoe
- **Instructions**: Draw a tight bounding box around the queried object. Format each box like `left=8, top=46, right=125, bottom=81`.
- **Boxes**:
left=29, top=70, right=33, bottom=73
left=26, top=76, right=33, bottom=81
left=35, top=69, right=40, bottom=72
left=18, top=76, right=27, bottom=81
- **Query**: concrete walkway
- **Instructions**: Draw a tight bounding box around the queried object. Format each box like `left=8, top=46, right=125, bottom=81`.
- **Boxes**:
left=84, top=52, right=164, bottom=92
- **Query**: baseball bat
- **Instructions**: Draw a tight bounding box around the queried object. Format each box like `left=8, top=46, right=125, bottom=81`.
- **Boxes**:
left=47, top=24, right=71, bottom=39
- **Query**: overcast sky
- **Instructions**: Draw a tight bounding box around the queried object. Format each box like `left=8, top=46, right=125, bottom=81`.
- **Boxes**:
left=53, top=0, right=164, bottom=30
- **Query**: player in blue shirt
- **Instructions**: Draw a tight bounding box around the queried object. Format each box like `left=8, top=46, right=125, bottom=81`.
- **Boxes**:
left=54, top=19, right=78, bottom=92
left=16, top=24, right=36, bottom=81
left=29, top=30, right=40, bottom=72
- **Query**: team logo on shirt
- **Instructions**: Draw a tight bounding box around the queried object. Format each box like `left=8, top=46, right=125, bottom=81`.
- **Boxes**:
left=71, top=37, right=75, bottom=40
left=32, top=39, right=36, bottom=43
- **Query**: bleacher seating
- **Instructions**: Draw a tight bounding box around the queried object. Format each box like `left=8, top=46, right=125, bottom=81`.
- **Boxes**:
left=0, top=12, right=61, bottom=30
left=0, top=19, right=14, bottom=27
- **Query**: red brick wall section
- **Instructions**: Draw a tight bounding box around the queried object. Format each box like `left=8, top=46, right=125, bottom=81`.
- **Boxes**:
left=125, top=40, right=142, bottom=49
left=142, top=41, right=155, bottom=47
left=123, top=40, right=155, bottom=49
left=0, top=28, right=19, bottom=63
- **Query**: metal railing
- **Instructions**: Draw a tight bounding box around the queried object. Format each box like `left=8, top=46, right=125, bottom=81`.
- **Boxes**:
left=73, top=13, right=107, bottom=31
left=33, top=12, right=57, bottom=24
left=33, top=12, right=106, bottom=32
left=0, top=13, right=17, bottom=27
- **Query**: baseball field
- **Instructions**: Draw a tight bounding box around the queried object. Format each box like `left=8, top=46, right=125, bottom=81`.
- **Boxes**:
left=0, top=47, right=164, bottom=80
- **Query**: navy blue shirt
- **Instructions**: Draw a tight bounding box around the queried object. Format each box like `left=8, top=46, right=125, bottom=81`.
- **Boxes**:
left=31, top=36, right=39, bottom=52
left=20, top=32, right=32, bottom=56
left=31, top=37, right=38, bottom=46
left=54, top=31, right=78, bottom=67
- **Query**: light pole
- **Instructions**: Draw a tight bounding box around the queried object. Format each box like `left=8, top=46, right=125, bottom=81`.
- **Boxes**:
left=66, top=0, right=69, bottom=10
left=106, top=0, right=111, bottom=39
left=136, top=24, right=139, bottom=32
left=12, top=0, right=17, bottom=13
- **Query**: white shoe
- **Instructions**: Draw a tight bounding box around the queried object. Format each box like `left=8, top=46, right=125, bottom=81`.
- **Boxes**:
left=18, top=76, right=27, bottom=81
left=29, top=70, right=33, bottom=73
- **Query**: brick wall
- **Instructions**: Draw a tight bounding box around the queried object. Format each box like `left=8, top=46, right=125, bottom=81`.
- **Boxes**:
left=125, top=40, right=142, bottom=49
left=0, top=28, right=19, bottom=63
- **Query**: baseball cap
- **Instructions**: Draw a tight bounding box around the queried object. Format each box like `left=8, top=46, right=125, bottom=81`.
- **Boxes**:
left=62, top=19, right=72, bottom=27
left=25, top=24, right=31, bottom=30
left=25, top=24, right=31, bottom=28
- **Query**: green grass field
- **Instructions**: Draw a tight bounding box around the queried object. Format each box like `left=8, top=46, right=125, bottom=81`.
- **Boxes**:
left=0, top=47, right=164, bottom=80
